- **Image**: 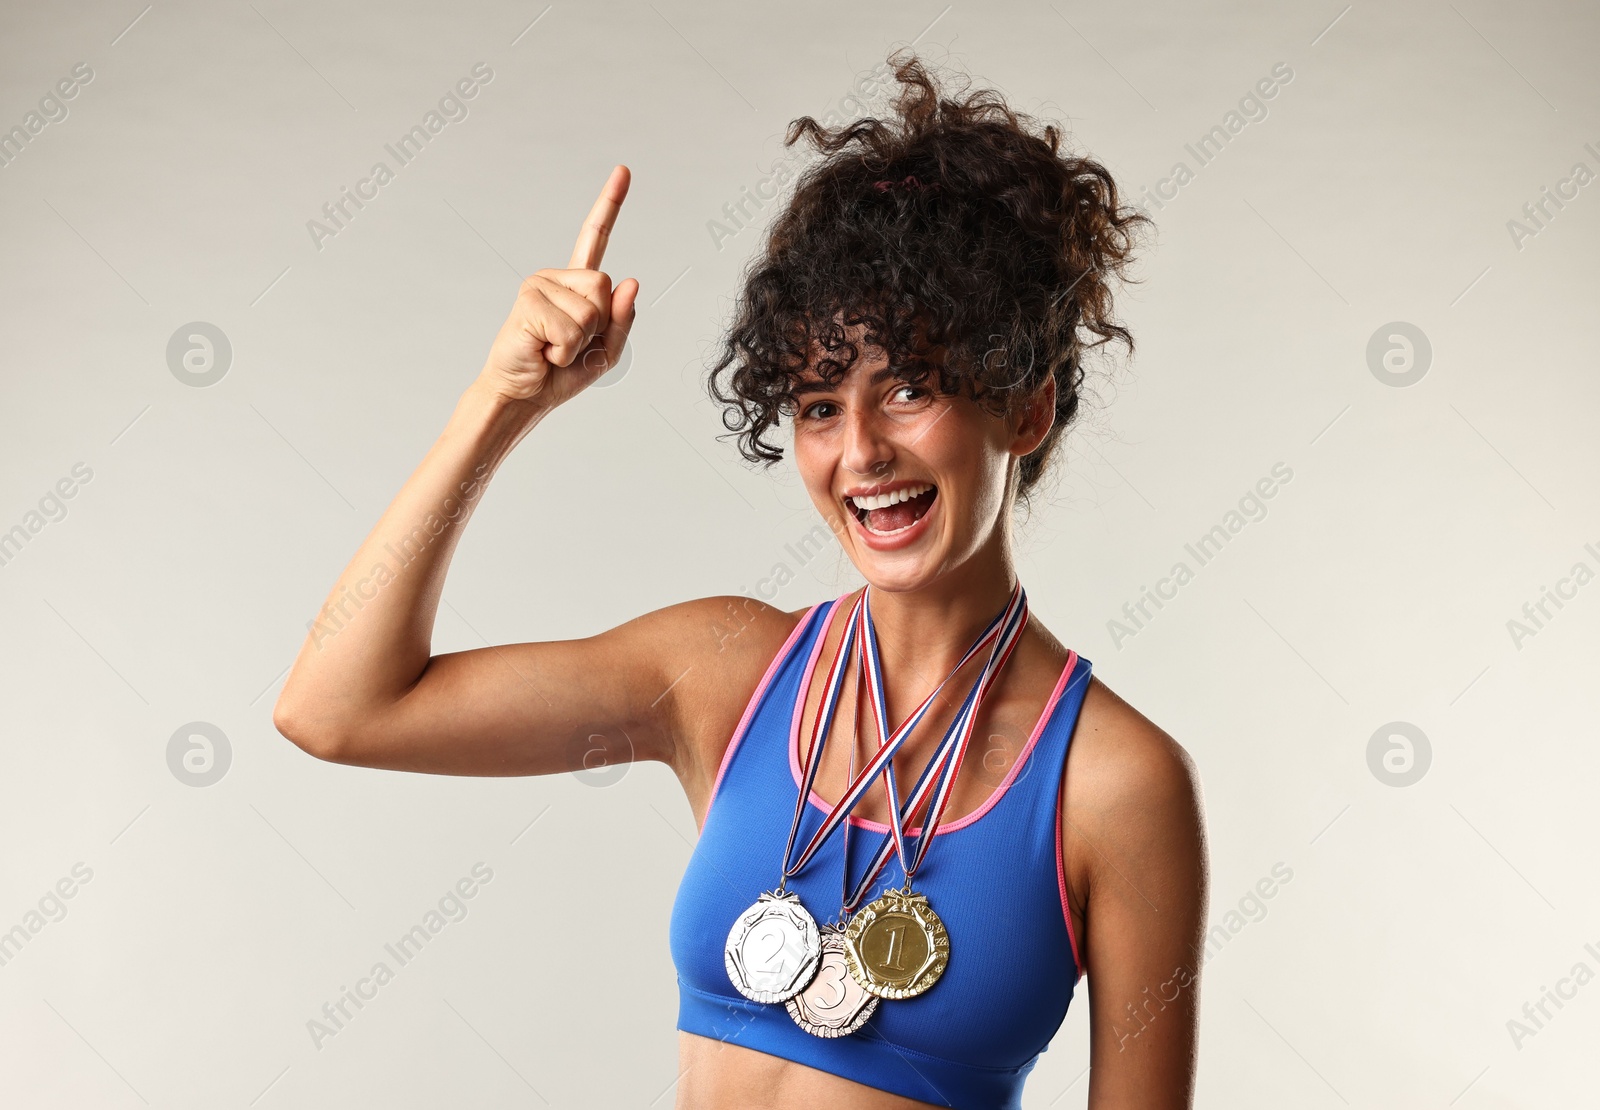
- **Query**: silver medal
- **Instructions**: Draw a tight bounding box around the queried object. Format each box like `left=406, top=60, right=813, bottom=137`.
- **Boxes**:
left=786, top=924, right=878, bottom=1037
left=724, top=889, right=821, bottom=1003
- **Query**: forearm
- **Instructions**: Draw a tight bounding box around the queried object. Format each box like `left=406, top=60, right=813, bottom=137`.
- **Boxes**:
left=274, top=382, right=549, bottom=746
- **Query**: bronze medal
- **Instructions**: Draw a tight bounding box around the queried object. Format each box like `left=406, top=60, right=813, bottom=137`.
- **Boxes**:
left=786, top=924, right=878, bottom=1036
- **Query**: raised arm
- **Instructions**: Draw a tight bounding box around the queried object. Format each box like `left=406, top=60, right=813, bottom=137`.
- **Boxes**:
left=272, top=165, right=726, bottom=779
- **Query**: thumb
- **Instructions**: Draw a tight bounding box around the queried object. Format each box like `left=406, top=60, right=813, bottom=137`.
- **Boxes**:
left=574, top=278, right=639, bottom=385
left=597, top=277, right=639, bottom=368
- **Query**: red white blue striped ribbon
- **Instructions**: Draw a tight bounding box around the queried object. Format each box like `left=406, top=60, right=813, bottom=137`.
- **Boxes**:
left=842, top=582, right=1028, bottom=910
left=778, top=586, right=1016, bottom=886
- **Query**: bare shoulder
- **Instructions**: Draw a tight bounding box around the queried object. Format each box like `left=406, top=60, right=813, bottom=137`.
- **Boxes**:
left=1060, top=674, right=1207, bottom=920
left=644, top=594, right=819, bottom=823
left=1066, top=675, right=1203, bottom=820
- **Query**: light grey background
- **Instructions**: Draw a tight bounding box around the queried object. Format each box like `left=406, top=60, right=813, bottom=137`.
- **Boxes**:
left=1, top=0, right=1596, bottom=1106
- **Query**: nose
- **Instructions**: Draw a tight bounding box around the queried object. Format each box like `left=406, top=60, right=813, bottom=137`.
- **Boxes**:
left=841, top=403, right=895, bottom=482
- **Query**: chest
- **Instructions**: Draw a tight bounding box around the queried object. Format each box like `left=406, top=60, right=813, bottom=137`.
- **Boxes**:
left=672, top=698, right=1080, bottom=1076
left=790, top=598, right=1074, bottom=836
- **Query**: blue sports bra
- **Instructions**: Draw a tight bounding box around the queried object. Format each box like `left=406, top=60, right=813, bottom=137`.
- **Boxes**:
left=669, top=594, right=1094, bottom=1109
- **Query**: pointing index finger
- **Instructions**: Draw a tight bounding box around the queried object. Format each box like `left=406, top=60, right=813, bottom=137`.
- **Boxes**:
left=568, top=164, right=630, bottom=272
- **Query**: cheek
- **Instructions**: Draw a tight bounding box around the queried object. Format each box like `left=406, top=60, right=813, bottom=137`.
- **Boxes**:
left=791, top=436, right=843, bottom=517
left=949, top=464, right=1004, bottom=523
left=917, top=413, right=1001, bottom=478
left=792, top=435, right=827, bottom=488
left=929, top=431, right=1012, bottom=522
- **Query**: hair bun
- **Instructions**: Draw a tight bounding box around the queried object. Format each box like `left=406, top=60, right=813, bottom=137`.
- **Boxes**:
left=707, top=49, right=1148, bottom=511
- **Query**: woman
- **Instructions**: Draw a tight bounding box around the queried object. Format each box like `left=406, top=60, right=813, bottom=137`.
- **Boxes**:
left=274, top=52, right=1207, bottom=1110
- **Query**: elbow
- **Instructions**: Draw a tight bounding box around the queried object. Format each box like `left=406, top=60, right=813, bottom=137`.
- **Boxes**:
left=272, top=697, right=349, bottom=763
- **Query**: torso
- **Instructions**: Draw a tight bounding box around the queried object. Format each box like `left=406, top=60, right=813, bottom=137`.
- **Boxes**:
left=670, top=590, right=1103, bottom=1109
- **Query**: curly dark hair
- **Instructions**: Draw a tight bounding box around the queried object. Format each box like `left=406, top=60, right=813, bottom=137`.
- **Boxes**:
left=704, top=49, right=1149, bottom=513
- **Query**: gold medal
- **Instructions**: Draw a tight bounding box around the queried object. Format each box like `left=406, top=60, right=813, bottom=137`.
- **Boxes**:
left=834, top=584, right=1027, bottom=1001
left=842, top=883, right=949, bottom=999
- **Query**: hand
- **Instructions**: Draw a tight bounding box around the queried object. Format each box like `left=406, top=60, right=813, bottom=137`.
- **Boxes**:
left=476, top=165, right=640, bottom=407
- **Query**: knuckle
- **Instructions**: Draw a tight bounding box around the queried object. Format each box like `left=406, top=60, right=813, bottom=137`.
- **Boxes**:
left=557, top=316, right=586, bottom=346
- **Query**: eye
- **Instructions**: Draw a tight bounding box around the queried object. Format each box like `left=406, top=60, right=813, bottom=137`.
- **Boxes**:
left=891, top=384, right=930, bottom=404
left=799, top=400, right=839, bottom=420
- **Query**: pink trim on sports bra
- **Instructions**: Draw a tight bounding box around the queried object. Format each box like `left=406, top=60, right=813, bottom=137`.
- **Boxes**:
left=704, top=602, right=825, bottom=822
left=787, top=596, right=1080, bottom=838
left=1056, top=756, right=1085, bottom=979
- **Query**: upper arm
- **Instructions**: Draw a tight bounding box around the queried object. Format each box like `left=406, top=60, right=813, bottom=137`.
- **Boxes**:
left=294, top=595, right=799, bottom=780
left=1064, top=679, right=1209, bottom=1109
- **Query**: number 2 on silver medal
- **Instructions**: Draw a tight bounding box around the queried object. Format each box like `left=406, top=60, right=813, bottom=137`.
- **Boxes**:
left=744, top=919, right=795, bottom=978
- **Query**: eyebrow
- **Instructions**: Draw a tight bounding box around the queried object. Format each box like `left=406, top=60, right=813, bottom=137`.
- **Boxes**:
left=789, top=366, right=899, bottom=397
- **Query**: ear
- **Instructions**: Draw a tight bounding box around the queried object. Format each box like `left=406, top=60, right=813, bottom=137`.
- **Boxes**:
left=1010, top=374, right=1056, bottom=457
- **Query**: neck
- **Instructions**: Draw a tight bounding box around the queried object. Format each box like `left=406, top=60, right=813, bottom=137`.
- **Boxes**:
left=855, top=539, right=1021, bottom=725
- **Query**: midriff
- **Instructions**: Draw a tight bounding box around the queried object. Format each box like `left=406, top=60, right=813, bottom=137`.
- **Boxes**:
left=674, top=1031, right=947, bottom=1110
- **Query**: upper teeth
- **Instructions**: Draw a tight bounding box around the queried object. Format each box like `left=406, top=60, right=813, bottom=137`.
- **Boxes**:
left=850, top=483, right=933, bottom=510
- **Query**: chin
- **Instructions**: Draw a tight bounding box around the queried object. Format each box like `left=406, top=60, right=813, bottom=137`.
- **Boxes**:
left=846, top=510, right=956, bottom=593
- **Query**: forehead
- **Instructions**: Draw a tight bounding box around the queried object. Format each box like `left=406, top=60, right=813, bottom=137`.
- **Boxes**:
left=790, top=332, right=941, bottom=395
left=787, top=308, right=951, bottom=395
left=790, top=362, right=900, bottom=396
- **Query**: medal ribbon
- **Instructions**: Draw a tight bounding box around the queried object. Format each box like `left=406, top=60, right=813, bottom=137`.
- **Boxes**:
left=777, top=587, right=1014, bottom=887
left=775, top=592, right=863, bottom=891
left=840, top=583, right=1028, bottom=911
left=835, top=670, right=861, bottom=927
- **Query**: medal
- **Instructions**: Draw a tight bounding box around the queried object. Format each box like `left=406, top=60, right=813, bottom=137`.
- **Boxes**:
left=786, top=924, right=878, bottom=1036
left=725, top=594, right=870, bottom=1004
left=726, top=584, right=1027, bottom=1010
left=790, top=710, right=880, bottom=1036
left=842, top=884, right=950, bottom=999
left=840, top=584, right=1029, bottom=999
left=723, top=889, right=821, bottom=1003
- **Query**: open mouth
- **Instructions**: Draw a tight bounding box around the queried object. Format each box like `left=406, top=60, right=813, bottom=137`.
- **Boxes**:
left=848, top=483, right=939, bottom=536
